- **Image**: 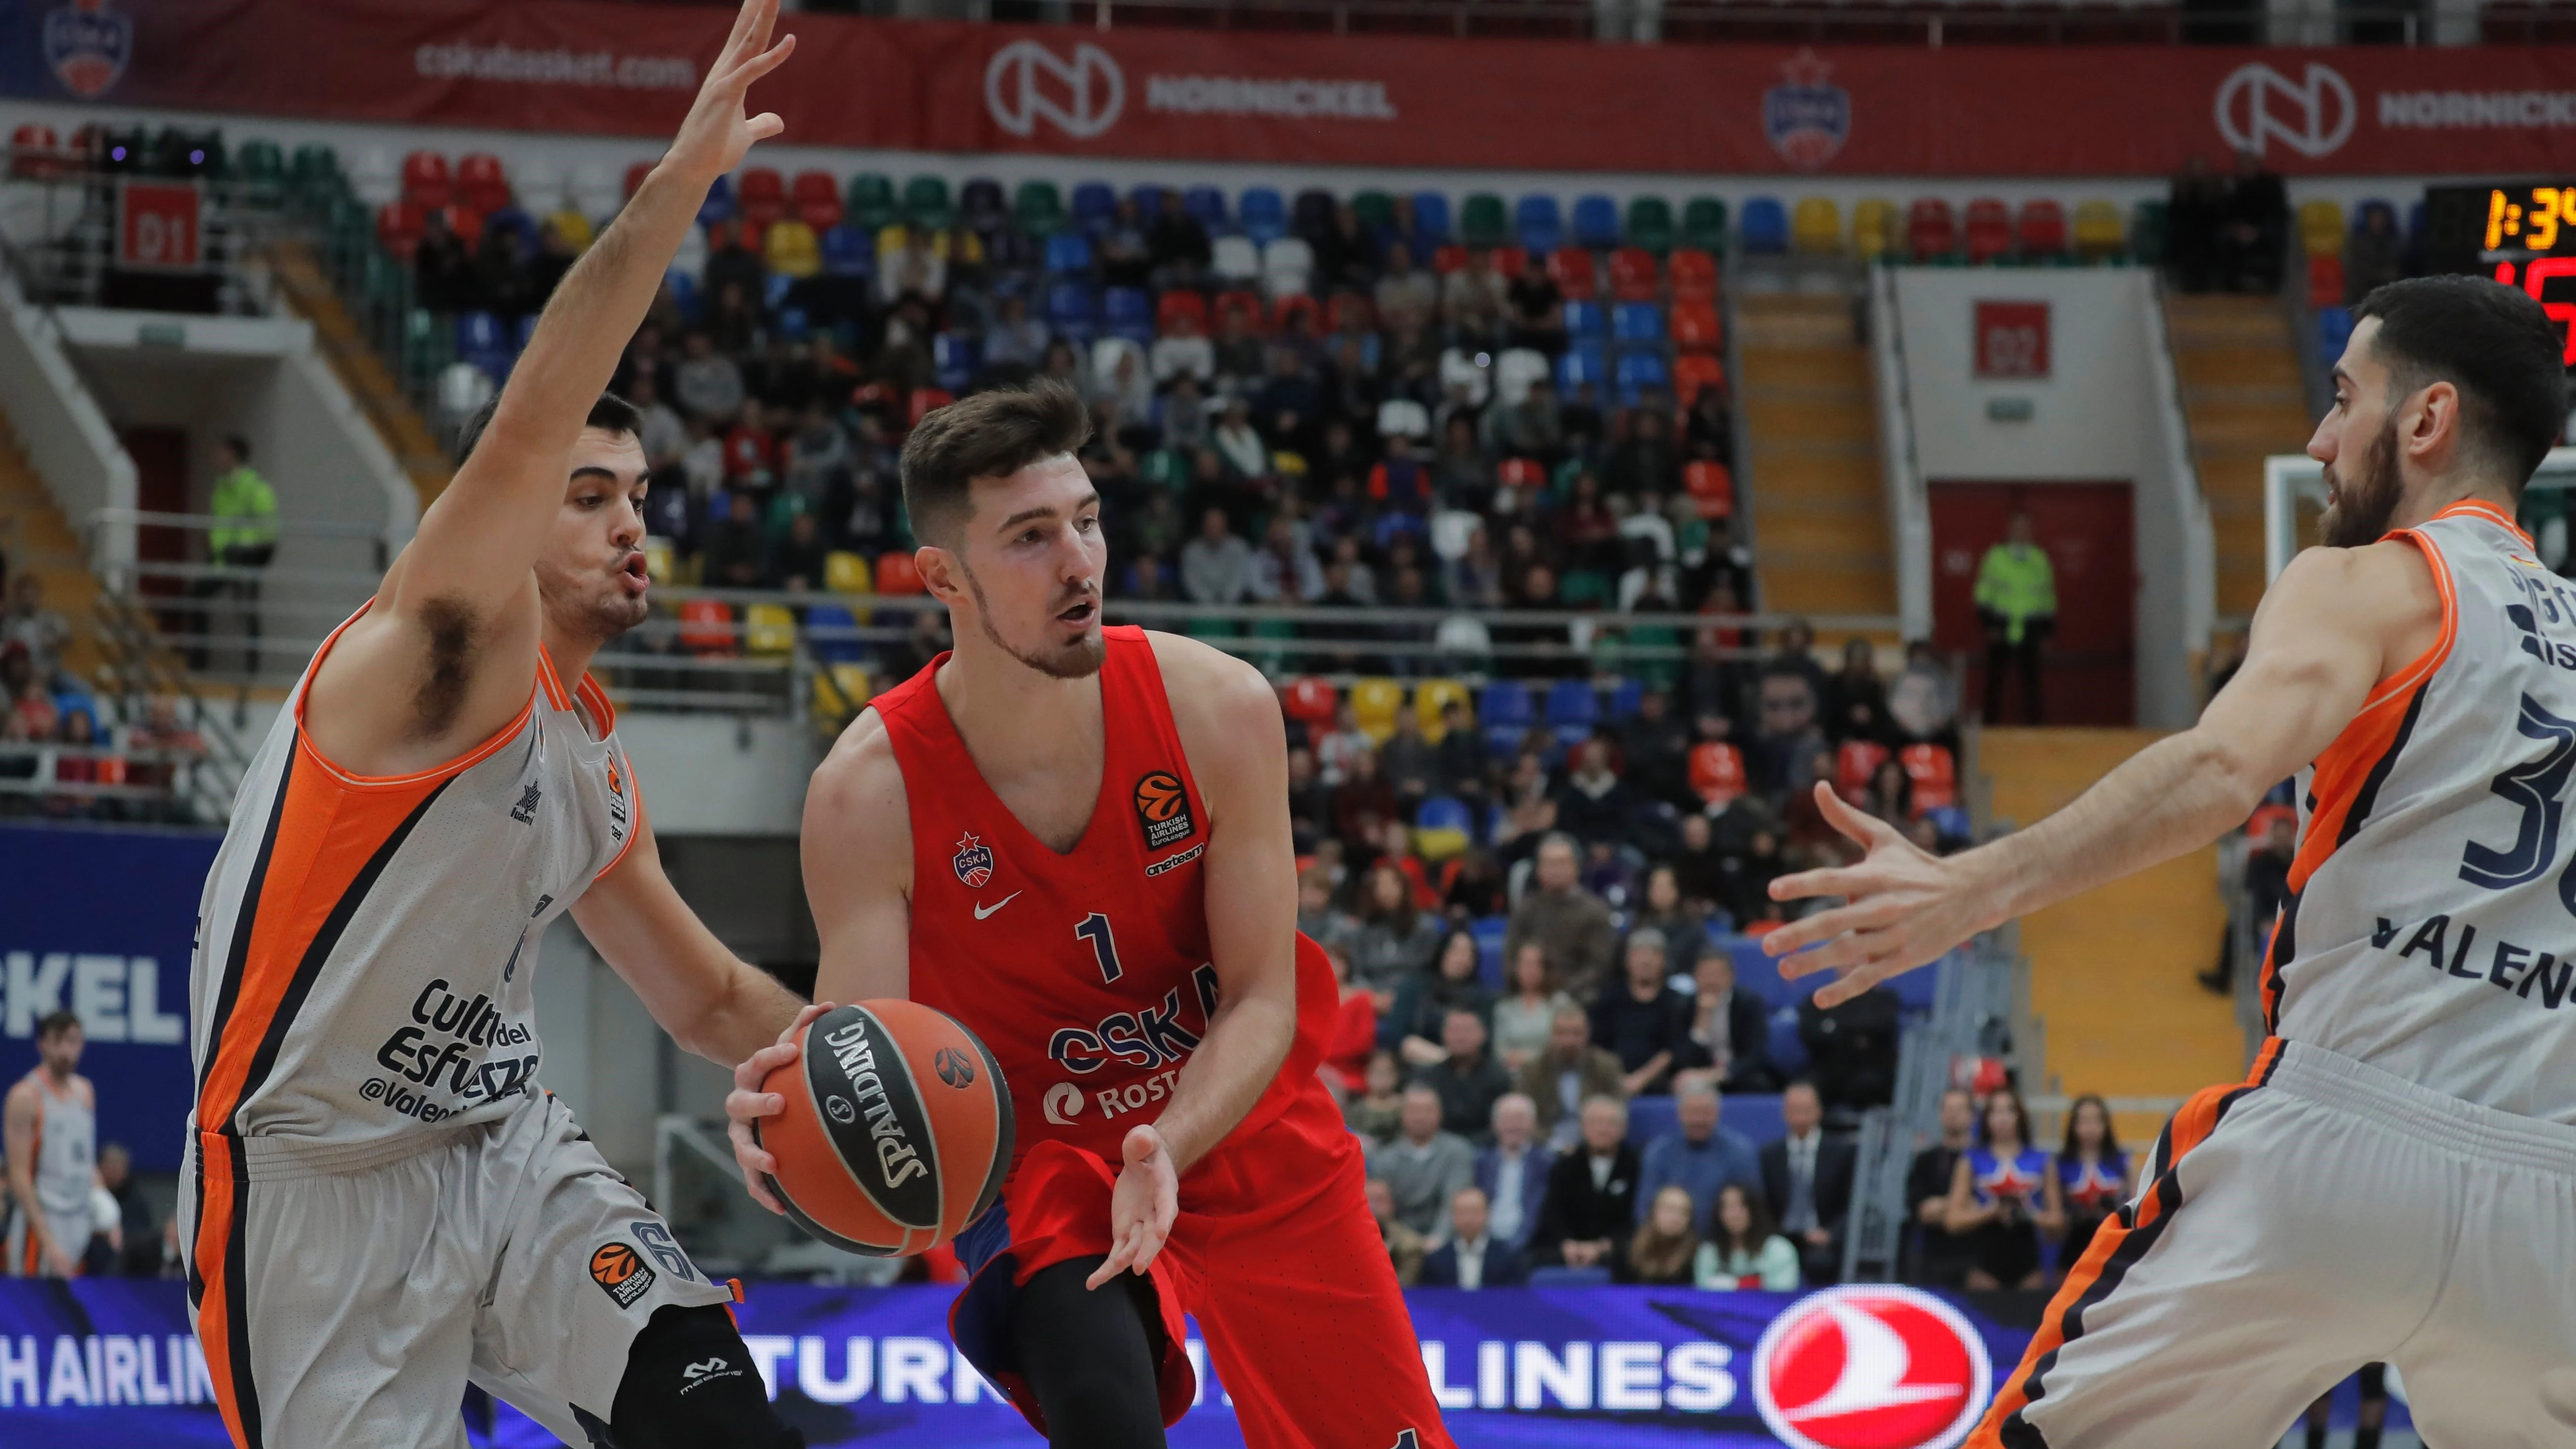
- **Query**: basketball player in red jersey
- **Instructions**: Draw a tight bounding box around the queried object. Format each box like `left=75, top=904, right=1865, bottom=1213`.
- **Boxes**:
left=726, top=381, right=1451, bottom=1449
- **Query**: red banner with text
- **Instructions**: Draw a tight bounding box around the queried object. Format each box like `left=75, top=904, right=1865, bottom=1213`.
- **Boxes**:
left=13, top=0, right=2576, bottom=175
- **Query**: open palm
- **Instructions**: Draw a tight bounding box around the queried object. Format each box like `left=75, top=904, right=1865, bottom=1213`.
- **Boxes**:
left=665, top=0, right=797, bottom=183
left=1760, top=783, right=1999, bottom=1005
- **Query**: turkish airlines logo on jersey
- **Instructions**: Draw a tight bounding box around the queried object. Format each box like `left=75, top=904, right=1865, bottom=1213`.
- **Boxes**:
left=1750, top=1285, right=1992, bottom=1449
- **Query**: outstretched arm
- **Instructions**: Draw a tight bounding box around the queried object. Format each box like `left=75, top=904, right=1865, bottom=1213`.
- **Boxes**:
left=1764, top=538, right=2443, bottom=1005
left=305, top=0, right=795, bottom=776
left=571, top=806, right=805, bottom=1065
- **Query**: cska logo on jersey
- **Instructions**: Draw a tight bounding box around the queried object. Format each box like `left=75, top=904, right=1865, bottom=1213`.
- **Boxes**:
left=952, top=832, right=996, bottom=890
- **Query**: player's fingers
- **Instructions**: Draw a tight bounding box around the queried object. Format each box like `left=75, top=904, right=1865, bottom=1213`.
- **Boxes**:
left=1816, top=783, right=1901, bottom=850
left=738, top=35, right=796, bottom=84
left=1766, top=865, right=1875, bottom=911
left=1085, top=1230, right=1139, bottom=1290
left=743, top=113, right=785, bottom=144
left=734, top=1042, right=795, bottom=1090
left=1764, top=901, right=1884, bottom=959
left=1813, top=952, right=1901, bottom=1009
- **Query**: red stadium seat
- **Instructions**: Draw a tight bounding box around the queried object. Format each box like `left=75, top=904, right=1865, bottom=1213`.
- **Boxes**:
left=874, top=552, right=925, bottom=595
left=1431, top=244, right=1468, bottom=275
left=1907, top=199, right=1958, bottom=261
left=1497, top=457, right=1547, bottom=491
left=1689, top=741, right=1748, bottom=807
left=1674, top=354, right=1726, bottom=409
left=679, top=598, right=737, bottom=657
left=2307, top=253, right=2346, bottom=310
left=1281, top=677, right=1339, bottom=732
left=738, top=167, right=787, bottom=230
left=438, top=204, right=484, bottom=248
left=1546, top=247, right=1597, bottom=301
left=1158, top=289, right=1210, bottom=334
left=456, top=152, right=510, bottom=213
left=9, top=124, right=61, bottom=180
left=375, top=201, right=426, bottom=259
left=2017, top=199, right=2069, bottom=258
left=790, top=170, right=840, bottom=208
left=908, top=386, right=955, bottom=431
left=1964, top=198, right=2013, bottom=264
left=1682, top=459, right=1733, bottom=519
left=1213, top=289, right=1266, bottom=334
left=1491, top=246, right=1530, bottom=279
left=1272, top=293, right=1323, bottom=336
left=1669, top=248, right=1718, bottom=305
left=1672, top=301, right=1722, bottom=353
left=625, top=161, right=654, bottom=200
left=1837, top=739, right=1891, bottom=803
left=1901, top=743, right=1958, bottom=814
left=1608, top=247, right=1659, bottom=302
left=401, top=151, right=451, bottom=208
left=796, top=194, right=844, bottom=231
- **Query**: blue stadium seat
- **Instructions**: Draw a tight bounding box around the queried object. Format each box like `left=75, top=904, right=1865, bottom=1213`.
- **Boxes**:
left=1611, top=301, right=1664, bottom=350
left=457, top=311, right=512, bottom=377
left=644, top=480, right=693, bottom=543
left=1418, top=795, right=1473, bottom=835
left=1726, top=1092, right=1789, bottom=1145
left=483, top=206, right=536, bottom=259
left=932, top=332, right=978, bottom=392
left=1129, top=183, right=1167, bottom=224
left=1627, top=1094, right=1678, bottom=1146
left=820, top=225, right=874, bottom=277
left=704, top=488, right=734, bottom=527
left=1514, top=194, right=1563, bottom=254
left=1480, top=678, right=1534, bottom=758
left=1767, top=1011, right=1810, bottom=1079
left=1571, top=193, right=1620, bottom=250
left=1185, top=185, right=1229, bottom=232
left=1468, top=910, right=1508, bottom=987
left=1070, top=180, right=1117, bottom=235
left=1103, top=286, right=1154, bottom=330
left=806, top=603, right=863, bottom=663
left=1728, top=935, right=1791, bottom=1005
left=1606, top=678, right=1644, bottom=721
left=662, top=268, right=698, bottom=321
left=1615, top=352, right=1670, bottom=406
left=774, top=308, right=810, bottom=341
left=1240, top=187, right=1287, bottom=245
left=1411, top=191, right=1452, bottom=245
left=1563, top=299, right=1606, bottom=343
left=514, top=312, right=541, bottom=353
left=762, top=272, right=795, bottom=312
left=1555, top=347, right=1608, bottom=397
left=1043, top=231, right=1093, bottom=275
left=695, top=175, right=736, bottom=227
left=1740, top=196, right=1790, bottom=254
left=1527, top=1266, right=1612, bottom=1287
left=1544, top=679, right=1599, bottom=748
left=2317, top=306, right=2354, bottom=369
left=958, top=177, right=1006, bottom=228
left=1045, top=281, right=1098, bottom=342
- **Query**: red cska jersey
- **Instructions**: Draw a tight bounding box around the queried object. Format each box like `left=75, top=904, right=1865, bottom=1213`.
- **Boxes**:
left=869, top=627, right=1333, bottom=1172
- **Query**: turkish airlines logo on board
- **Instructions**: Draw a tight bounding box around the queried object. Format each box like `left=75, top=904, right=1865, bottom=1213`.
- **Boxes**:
left=986, top=40, right=1126, bottom=139
left=2214, top=61, right=2356, bottom=159
left=1750, top=1286, right=1992, bottom=1449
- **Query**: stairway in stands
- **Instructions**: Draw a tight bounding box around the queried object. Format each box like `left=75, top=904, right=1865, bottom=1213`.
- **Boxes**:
left=2164, top=294, right=2313, bottom=624
left=270, top=239, right=454, bottom=513
left=1737, top=294, right=1896, bottom=624
left=1983, top=727, right=2244, bottom=1142
left=0, top=408, right=106, bottom=688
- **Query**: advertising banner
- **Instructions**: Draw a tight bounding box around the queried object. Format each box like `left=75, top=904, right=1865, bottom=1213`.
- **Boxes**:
left=4, top=0, right=2576, bottom=177
left=0, top=1278, right=2037, bottom=1448
left=0, top=823, right=216, bottom=1173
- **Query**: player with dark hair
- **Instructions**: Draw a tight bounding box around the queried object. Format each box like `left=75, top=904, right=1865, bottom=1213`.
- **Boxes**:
left=6, top=1010, right=95, bottom=1278
left=727, top=378, right=1454, bottom=1448
left=1764, top=273, right=2576, bottom=1445
left=180, top=4, right=812, bottom=1445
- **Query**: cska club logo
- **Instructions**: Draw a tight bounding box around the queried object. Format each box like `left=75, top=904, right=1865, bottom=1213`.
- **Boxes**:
left=952, top=832, right=996, bottom=890
left=1762, top=48, right=1850, bottom=172
left=1751, top=1285, right=1992, bottom=1449
left=44, top=0, right=132, bottom=99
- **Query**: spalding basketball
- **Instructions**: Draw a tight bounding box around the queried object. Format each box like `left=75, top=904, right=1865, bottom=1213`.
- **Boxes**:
left=756, top=1000, right=1012, bottom=1257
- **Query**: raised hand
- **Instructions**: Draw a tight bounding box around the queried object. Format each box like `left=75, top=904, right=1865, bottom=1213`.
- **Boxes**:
left=664, top=0, right=797, bottom=185
left=725, top=999, right=836, bottom=1213
left=1086, top=1124, right=1180, bottom=1290
left=1759, top=782, right=2003, bottom=1007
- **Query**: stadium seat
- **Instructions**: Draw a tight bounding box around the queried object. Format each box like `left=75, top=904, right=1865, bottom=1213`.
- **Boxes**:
left=1556, top=347, right=1608, bottom=397
left=848, top=172, right=897, bottom=232
left=1672, top=300, right=1721, bottom=353
left=1681, top=196, right=1729, bottom=253
left=932, top=332, right=979, bottom=392
left=1674, top=354, right=1726, bottom=409
left=1544, top=679, right=1599, bottom=748
left=1156, top=289, right=1209, bottom=335
left=805, top=602, right=863, bottom=664
left=2298, top=199, right=2345, bottom=258
left=2128, top=200, right=2167, bottom=267
left=1281, top=677, right=1339, bottom=734
left=695, top=175, right=736, bottom=228
left=1291, top=188, right=1336, bottom=240
left=2072, top=199, right=2126, bottom=261
left=763, top=219, right=821, bottom=278
left=1211, top=234, right=1262, bottom=285
left=2018, top=199, right=2069, bottom=259
left=10, top=124, right=62, bottom=181
left=1571, top=194, right=1620, bottom=250
left=1901, top=743, right=1959, bottom=813
left=1739, top=197, right=1788, bottom=254
left=1626, top=195, right=1676, bottom=257
left=1104, top=285, right=1154, bottom=342
left=401, top=150, right=452, bottom=208
left=824, top=551, right=872, bottom=595
left=1607, top=247, right=1659, bottom=302
left=1415, top=678, right=1471, bottom=739
left=1013, top=179, right=1064, bottom=237
left=375, top=200, right=426, bottom=259
left=1614, top=352, right=1669, bottom=406
left=1964, top=198, right=2013, bottom=264
left=1668, top=248, right=1718, bottom=305
left=745, top=603, right=797, bottom=658
left=679, top=598, right=737, bottom=657
left=1837, top=739, right=1891, bottom=801
left=1683, top=459, right=1734, bottom=520
left=1547, top=247, right=1598, bottom=302
left=1563, top=299, right=1606, bottom=344
left=1430, top=244, right=1468, bottom=275
left=1413, top=795, right=1474, bottom=860
left=1070, top=180, right=1116, bottom=234
left=1496, top=457, right=1548, bottom=495
left=1514, top=195, right=1564, bottom=254
left=902, top=175, right=952, bottom=230
left=1274, top=291, right=1324, bottom=337
left=1494, top=349, right=1551, bottom=407
left=1261, top=236, right=1315, bottom=296
left=456, top=152, right=509, bottom=212
left=2307, top=254, right=2346, bottom=310
left=1908, top=198, right=1959, bottom=261
left=1239, top=186, right=1287, bottom=244
left=1605, top=678, right=1644, bottom=723
left=455, top=310, right=511, bottom=376
left=1351, top=188, right=1394, bottom=236
left=2317, top=306, right=2355, bottom=367
left=1689, top=741, right=1747, bottom=805
left=1349, top=678, right=1405, bottom=743
left=1460, top=193, right=1509, bottom=249
left=1479, top=679, right=1535, bottom=758
left=1851, top=198, right=1897, bottom=261
left=1611, top=302, right=1664, bottom=352
left=1791, top=196, right=1841, bottom=254
left=875, top=552, right=925, bottom=595
left=1183, top=184, right=1227, bottom=231
left=821, top=225, right=873, bottom=278
left=1044, top=231, right=1094, bottom=275
left=737, top=166, right=786, bottom=231
left=1412, top=191, right=1453, bottom=245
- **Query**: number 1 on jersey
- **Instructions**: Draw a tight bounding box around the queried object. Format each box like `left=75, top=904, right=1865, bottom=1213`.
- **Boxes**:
left=1075, top=912, right=1123, bottom=983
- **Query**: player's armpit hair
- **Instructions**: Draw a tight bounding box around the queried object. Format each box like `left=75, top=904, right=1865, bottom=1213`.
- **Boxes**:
left=411, top=594, right=479, bottom=739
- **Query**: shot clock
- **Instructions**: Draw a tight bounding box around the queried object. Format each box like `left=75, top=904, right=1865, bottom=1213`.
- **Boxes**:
left=2425, top=181, right=2576, bottom=366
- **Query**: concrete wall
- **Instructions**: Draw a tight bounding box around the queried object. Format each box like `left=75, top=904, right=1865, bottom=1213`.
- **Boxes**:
left=0, top=273, right=136, bottom=567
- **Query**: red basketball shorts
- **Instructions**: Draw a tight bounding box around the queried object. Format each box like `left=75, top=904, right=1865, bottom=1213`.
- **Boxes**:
left=950, top=1085, right=1454, bottom=1449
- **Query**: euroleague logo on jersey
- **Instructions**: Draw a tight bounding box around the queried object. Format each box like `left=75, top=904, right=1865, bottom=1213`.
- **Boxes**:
left=952, top=832, right=996, bottom=890
left=1132, top=771, right=1196, bottom=851
left=1750, top=1285, right=1992, bottom=1449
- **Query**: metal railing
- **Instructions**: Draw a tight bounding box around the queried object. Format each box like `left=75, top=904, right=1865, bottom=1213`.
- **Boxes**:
left=0, top=159, right=287, bottom=318
left=1841, top=942, right=2017, bottom=1283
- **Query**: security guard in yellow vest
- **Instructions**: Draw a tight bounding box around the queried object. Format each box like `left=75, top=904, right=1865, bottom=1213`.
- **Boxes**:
left=192, top=434, right=278, bottom=673
left=1973, top=511, right=2056, bottom=724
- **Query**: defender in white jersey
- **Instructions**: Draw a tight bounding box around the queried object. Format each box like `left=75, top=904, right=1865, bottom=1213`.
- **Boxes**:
left=5, top=1012, right=96, bottom=1277
left=178, top=5, right=810, bottom=1446
left=1764, top=274, right=2576, bottom=1449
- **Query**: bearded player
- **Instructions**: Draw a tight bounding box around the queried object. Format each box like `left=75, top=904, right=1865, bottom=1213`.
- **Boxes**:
left=1767, top=276, right=2576, bottom=1447
left=180, top=5, right=810, bottom=1445
left=726, top=381, right=1451, bottom=1449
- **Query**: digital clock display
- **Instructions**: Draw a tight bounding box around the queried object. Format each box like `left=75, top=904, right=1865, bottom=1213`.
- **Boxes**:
left=2426, top=182, right=2576, bottom=367
left=2486, top=185, right=2576, bottom=254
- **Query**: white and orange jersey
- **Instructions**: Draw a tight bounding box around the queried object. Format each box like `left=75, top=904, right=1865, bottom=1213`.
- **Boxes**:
left=186, top=605, right=639, bottom=1169
left=2263, top=498, right=2576, bottom=1122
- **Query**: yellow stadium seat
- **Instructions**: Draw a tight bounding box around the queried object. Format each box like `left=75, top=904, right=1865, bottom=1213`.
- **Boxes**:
left=1851, top=198, right=1897, bottom=261
left=547, top=208, right=595, bottom=251
left=746, top=602, right=797, bottom=658
left=1349, top=678, right=1404, bottom=744
left=1412, top=823, right=1470, bottom=862
left=2298, top=199, right=2345, bottom=258
left=1415, top=678, right=1471, bottom=741
left=2071, top=200, right=2125, bottom=259
left=765, top=219, right=821, bottom=279
left=813, top=661, right=873, bottom=725
left=825, top=550, right=872, bottom=595
left=1791, top=196, right=1842, bottom=255
left=642, top=536, right=674, bottom=587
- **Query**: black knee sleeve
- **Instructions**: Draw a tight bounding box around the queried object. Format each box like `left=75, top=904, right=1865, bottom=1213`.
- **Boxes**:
left=590, top=1303, right=804, bottom=1449
left=1008, top=1256, right=1169, bottom=1449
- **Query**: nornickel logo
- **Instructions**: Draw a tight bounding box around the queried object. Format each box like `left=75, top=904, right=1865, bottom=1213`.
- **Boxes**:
left=2214, top=62, right=2354, bottom=159
left=985, top=40, right=1124, bottom=139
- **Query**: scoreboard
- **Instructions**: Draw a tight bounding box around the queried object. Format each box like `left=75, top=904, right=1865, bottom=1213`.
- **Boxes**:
left=2425, top=182, right=2576, bottom=366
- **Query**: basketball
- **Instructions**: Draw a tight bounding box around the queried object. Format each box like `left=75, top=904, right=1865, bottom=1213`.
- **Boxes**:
left=755, top=1001, right=1012, bottom=1257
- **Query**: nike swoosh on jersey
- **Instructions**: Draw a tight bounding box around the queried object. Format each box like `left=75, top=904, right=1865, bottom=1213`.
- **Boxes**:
left=973, top=892, right=1023, bottom=920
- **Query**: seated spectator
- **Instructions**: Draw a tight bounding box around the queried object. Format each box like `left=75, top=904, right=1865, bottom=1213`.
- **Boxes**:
left=1604, top=407, right=1680, bottom=499
left=1323, top=943, right=1379, bottom=1095
left=4, top=577, right=72, bottom=687
left=699, top=490, right=766, bottom=589
left=3, top=642, right=56, bottom=737
left=1906, top=1087, right=1980, bottom=1288
left=1297, top=865, right=1360, bottom=957
left=1828, top=638, right=1890, bottom=744
left=413, top=208, right=475, bottom=311
left=96, top=1141, right=162, bottom=1278
left=879, top=225, right=946, bottom=304
left=1592, top=929, right=1691, bottom=1096
left=1506, top=263, right=1565, bottom=355
left=629, top=373, right=690, bottom=471
left=1505, top=833, right=1619, bottom=998
left=1516, top=1003, right=1627, bottom=1151
left=1344, top=1047, right=1405, bottom=1144
left=1621, top=1185, right=1702, bottom=1286
left=1797, top=981, right=1900, bottom=1111
left=1367, top=1084, right=1477, bottom=1240
left=1695, top=1182, right=1801, bottom=1292
left=1411, top=1009, right=1513, bottom=1142
left=1350, top=861, right=1441, bottom=1004
left=1675, top=949, right=1777, bottom=1095
left=1946, top=1086, right=2060, bottom=1291
left=1629, top=864, right=1705, bottom=953
left=1859, top=758, right=1912, bottom=825
left=1420, top=1186, right=1527, bottom=1289
left=1635, top=1081, right=1762, bottom=1234
left=1554, top=738, right=1636, bottom=847
left=1331, top=750, right=1402, bottom=864
left=1474, top=1093, right=1550, bottom=1255
left=1889, top=639, right=1962, bottom=748
left=1482, top=376, right=1565, bottom=466
left=1441, top=248, right=1508, bottom=342
left=1179, top=507, right=1253, bottom=606
left=1147, top=188, right=1212, bottom=286
left=51, top=706, right=113, bottom=820
left=2055, top=1093, right=2132, bottom=1278
left=1491, top=944, right=1576, bottom=1074
left=1379, top=707, right=1439, bottom=803
left=1534, top=1095, right=1640, bottom=1270
left=984, top=293, right=1049, bottom=369
left=1374, top=243, right=1438, bottom=333
left=1213, top=397, right=1270, bottom=479
left=1397, top=933, right=1496, bottom=1064
left=674, top=329, right=746, bottom=424
left=0, top=707, right=33, bottom=815
left=1150, top=309, right=1216, bottom=387
left=2346, top=201, right=2405, bottom=301
left=761, top=509, right=830, bottom=592
left=2219, top=146, right=2288, bottom=294
left=1366, top=1177, right=1427, bottom=1288
left=1761, top=1081, right=1857, bottom=1287
left=2206, top=809, right=2296, bottom=994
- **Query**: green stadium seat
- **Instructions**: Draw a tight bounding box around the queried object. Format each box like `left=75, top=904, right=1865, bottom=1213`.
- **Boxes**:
left=1014, top=180, right=1065, bottom=237
left=1682, top=196, right=1729, bottom=253
left=1626, top=196, right=1675, bottom=257
left=290, top=143, right=339, bottom=187
left=235, top=139, right=285, bottom=205
left=1460, top=193, right=1508, bottom=249
left=2129, top=200, right=2168, bottom=268
left=846, top=172, right=896, bottom=232
left=902, top=175, right=952, bottom=229
left=1352, top=189, right=1394, bottom=235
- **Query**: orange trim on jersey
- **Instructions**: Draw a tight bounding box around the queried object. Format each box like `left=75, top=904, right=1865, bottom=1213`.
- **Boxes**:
left=2431, top=497, right=2534, bottom=546
left=291, top=601, right=540, bottom=792
left=535, top=645, right=573, bottom=712
left=192, top=1140, right=253, bottom=1447
left=593, top=780, right=645, bottom=884
left=575, top=672, right=618, bottom=735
